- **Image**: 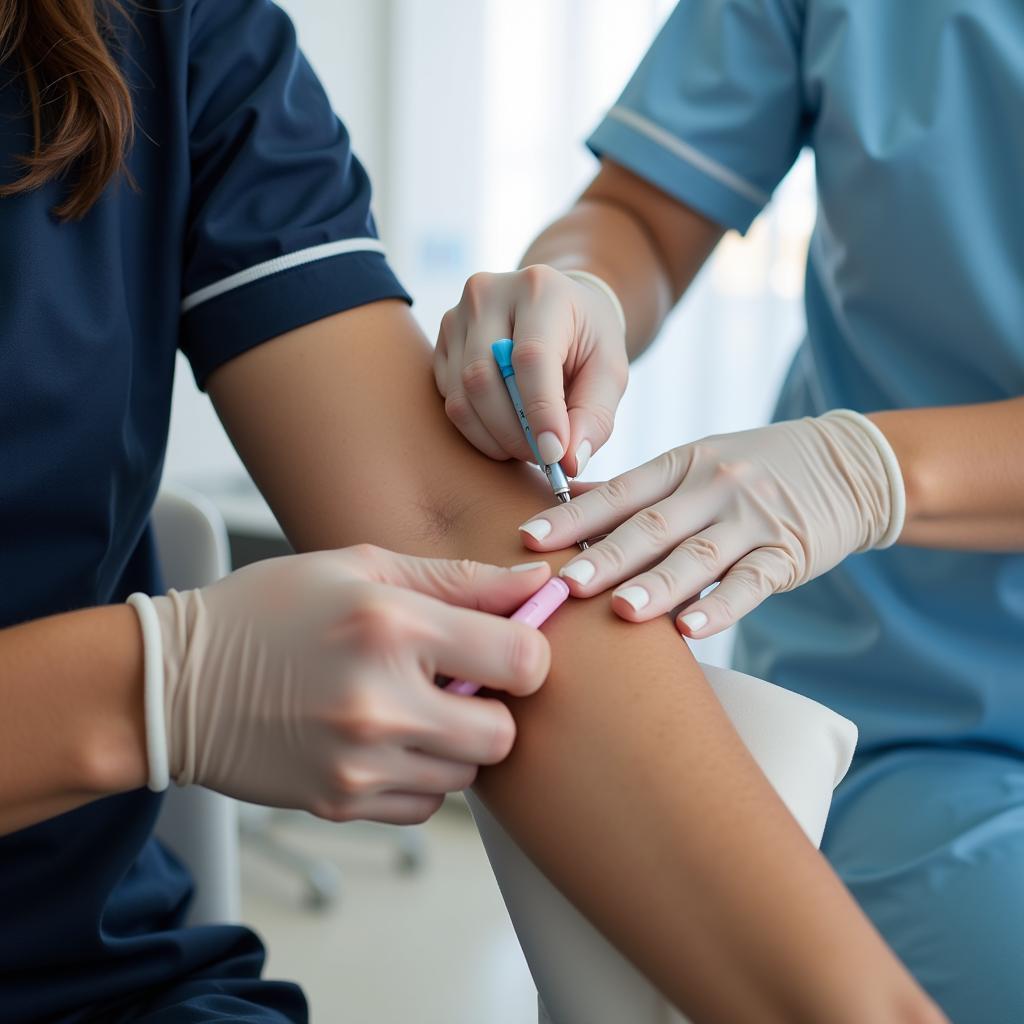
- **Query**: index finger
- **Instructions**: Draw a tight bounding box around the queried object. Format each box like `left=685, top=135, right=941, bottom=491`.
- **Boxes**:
left=517, top=451, right=686, bottom=550
left=511, top=293, right=574, bottom=467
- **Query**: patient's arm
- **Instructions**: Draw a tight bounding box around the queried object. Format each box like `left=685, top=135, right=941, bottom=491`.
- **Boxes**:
left=209, top=300, right=942, bottom=1024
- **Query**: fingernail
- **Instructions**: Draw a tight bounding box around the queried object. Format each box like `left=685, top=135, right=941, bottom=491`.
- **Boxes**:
left=574, top=439, right=592, bottom=477
left=536, top=431, right=565, bottom=465
left=519, top=519, right=552, bottom=541
left=614, top=585, right=650, bottom=612
left=680, top=611, right=708, bottom=633
left=510, top=561, right=548, bottom=572
left=559, top=559, right=595, bottom=586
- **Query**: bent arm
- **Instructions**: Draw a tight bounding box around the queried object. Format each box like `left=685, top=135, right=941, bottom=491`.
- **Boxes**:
left=0, top=606, right=147, bottom=835
left=209, top=300, right=940, bottom=1024
left=531, top=160, right=1024, bottom=551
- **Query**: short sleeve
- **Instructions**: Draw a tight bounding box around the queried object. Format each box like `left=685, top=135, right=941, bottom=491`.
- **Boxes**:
left=588, top=0, right=807, bottom=234
left=180, top=0, right=410, bottom=387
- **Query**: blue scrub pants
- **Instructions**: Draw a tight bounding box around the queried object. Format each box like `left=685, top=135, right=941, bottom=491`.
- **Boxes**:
left=823, top=746, right=1024, bottom=1024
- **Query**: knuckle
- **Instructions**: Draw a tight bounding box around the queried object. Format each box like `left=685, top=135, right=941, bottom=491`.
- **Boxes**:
left=659, top=445, right=690, bottom=483
left=684, top=534, right=723, bottom=571
left=645, top=563, right=681, bottom=597
left=331, top=687, right=391, bottom=744
left=462, top=271, right=497, bottom=308
left=714, top=458, right=754, bottom=485
left=520, top=262, right=560, bottom=295
left=505, top=625, right=543, bottom=686
left=522, top=394, right=562, bottom=420
left=332, top=761, right=377, bottom=798
left=488, top=711, right=517, bottom=762
left=588, top=402, right=617, bottom=442
left=346, top=597, right=407, bottom=655
left=594, top=536, right=628, bottom=575
left=510, top=336, right=550, bottom=373
left=631, top=507, right=672, bottom=545
left=444, top=392, right=474, bottom=426
left=598, top=475, right=633, bottom=511
left=555, top=497, right=587, bottom=531
left=348, top=542, right=382, bottom=568
left=460, top=357, right=495, bottom=398
left=438, top=307, right=458, bottom=337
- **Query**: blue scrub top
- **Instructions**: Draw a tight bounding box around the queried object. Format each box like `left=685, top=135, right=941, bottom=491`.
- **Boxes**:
left=589, top=0, right=1024, bottom=753
left=0, top=2, right=408, bottom=1020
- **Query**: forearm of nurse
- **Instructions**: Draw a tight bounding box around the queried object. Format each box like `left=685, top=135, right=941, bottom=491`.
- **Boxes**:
left=870, top=397, right=1024, bottom=549
left=522, top=159, right=723, bottom=359
left=0, top=604, right=148, bottom=835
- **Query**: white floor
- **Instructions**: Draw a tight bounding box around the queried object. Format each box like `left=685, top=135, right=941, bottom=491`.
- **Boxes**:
left=240, top=800, right=537, bottom=1023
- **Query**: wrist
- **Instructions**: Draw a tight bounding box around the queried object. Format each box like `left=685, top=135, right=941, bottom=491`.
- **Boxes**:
left=74, top=605, right=149, bottom=796
left=821, top=409, right=907, bottom=548
left=562, top=269, right=627, bottom=334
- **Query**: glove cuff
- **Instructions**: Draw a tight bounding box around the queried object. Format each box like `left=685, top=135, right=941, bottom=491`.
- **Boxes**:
left=126, top=593, right=170, bottom=792
left=822, top=409, right=906, bottom=549
left=563, top=269, right=627, bottom=334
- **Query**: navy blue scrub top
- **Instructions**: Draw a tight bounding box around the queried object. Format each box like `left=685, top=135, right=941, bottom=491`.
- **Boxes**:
left=0, top=2, right=408, bottom=1020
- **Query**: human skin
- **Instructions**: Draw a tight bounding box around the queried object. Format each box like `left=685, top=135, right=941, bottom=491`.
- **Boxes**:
left=205, top=300, right=944, bottom=1024
left=0, top=300, right=943, bottom=1021
left=512, top=159, right=1024, bottom=548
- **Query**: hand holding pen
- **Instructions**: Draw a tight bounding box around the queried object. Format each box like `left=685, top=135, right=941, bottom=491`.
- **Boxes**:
left=490, top=338, right=589, bottom=549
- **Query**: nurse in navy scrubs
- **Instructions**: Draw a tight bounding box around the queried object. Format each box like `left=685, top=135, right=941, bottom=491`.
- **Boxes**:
left=0, top=2, right=560, bottom=1020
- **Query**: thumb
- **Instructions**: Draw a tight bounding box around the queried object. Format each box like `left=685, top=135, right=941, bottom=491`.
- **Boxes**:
left=363, top=548, right=552, bottom=614
left=564, top=353, right=627, bottom=477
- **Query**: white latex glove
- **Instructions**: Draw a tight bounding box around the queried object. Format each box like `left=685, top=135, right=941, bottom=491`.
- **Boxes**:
left=517, top=410, right=905, bottom=638
left=434, top=265, right=628, bottom=477
left=143, top=546, right=552, bottom=824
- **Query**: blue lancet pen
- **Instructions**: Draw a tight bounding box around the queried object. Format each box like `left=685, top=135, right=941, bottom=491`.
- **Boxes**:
left=492, top=339, right=589, bottom=550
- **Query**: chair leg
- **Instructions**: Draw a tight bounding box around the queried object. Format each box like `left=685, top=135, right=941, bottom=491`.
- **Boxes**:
left=239, top=810, right=341, bottom=910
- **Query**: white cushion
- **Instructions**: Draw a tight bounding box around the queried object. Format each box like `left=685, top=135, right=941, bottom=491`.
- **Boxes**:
left=468, top=663, right=858, bottom=1024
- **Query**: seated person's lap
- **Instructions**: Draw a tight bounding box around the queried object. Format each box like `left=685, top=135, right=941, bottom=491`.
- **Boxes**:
left=109, top=946, right=306, bottom=1024
left=824, top=745, right=1024, bottom=1024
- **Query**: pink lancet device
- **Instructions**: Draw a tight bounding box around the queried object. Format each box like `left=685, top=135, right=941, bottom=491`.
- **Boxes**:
left=445, top=577, right=571, bottom=696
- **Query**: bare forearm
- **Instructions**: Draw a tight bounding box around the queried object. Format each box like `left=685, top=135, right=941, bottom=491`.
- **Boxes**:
left=0, top=605, right=147, bottom=834
left=522, top=159, right=723, bottom=359
left=211, top=303, right=938, bottom=1022
left=871, top=396, right=1024, bottom=549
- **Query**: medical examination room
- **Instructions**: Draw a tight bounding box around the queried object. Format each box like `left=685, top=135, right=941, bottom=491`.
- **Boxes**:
left=2, top=0, right=1022, bottom=1021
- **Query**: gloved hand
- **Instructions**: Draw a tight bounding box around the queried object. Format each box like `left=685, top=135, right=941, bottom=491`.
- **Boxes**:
left=434, top=265, right=628, bottom=477
left=140, top=546, right=552, bottom=824
left=516, top=410, right=905, bottom=638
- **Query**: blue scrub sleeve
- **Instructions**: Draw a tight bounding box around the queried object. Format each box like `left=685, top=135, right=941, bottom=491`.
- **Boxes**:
left=588, top=0, right=807, bottom=233
left=179, top=0, right=410, bottom=388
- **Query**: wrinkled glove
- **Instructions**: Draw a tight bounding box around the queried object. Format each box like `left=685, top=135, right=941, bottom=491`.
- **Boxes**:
left=517, top=410, right=905, bottom=637
left=130, top=547, right=551, bottom=824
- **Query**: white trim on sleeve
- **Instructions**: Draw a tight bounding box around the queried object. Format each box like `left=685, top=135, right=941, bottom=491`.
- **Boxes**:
left=606, top=106, right=769, bottom=207
left=181, top=237, right=387, bottom=313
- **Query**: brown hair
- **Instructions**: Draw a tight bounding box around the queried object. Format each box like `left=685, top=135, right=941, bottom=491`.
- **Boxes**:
left=0, top=0, right=134, bottom=220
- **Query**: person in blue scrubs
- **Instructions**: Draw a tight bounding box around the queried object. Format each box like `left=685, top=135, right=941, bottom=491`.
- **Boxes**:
left=436, top=3, right=1024, bottom=1022
left=0, top=2, right=564, bottom=1021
